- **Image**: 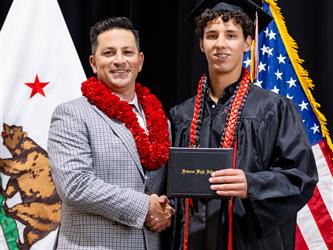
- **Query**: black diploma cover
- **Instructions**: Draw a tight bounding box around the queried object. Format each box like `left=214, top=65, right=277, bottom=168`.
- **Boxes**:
left=167, top=147, right=233, bottom=198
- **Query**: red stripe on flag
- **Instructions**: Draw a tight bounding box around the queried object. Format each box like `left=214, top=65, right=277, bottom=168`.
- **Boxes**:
left=319, top=140, right=333, bottom=176
left=307, top=186, right=333, bottom=249
left=295, top=225, right=309, bottom=250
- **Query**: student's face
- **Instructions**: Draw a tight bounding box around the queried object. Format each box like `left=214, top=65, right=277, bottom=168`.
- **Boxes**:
left=200, top=17, right=251, bottom=76
left=89, top=29, right=144, bottom=95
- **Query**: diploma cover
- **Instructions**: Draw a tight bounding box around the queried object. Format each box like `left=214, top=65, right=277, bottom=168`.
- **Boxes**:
left=167, top=147, right=233, bottom=198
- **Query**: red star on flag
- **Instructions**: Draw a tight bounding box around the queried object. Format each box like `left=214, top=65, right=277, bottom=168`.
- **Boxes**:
left=25, top=74, right=49, bottom=98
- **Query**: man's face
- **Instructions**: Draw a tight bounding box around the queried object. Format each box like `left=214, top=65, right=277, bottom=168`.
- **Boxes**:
left=89, top=29, right=144, bottom=96
left=200, top=17, right=251, bottom=76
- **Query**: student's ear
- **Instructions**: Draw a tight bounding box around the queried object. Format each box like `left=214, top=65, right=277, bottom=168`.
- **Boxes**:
left=199, top=39, right=205, bottom=53
left=89, top=55, right=97, bottom=74
left=244, top=35, right=252, bottom=53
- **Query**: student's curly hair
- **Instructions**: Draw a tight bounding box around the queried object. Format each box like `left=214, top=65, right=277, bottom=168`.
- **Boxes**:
left=195, top=8, right=254, bottom=40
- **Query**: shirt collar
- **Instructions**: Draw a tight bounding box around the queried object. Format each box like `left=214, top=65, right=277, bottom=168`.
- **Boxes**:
left=128, top=93, right=140, bottom=111
left=206, top=70, right=243, bottom=104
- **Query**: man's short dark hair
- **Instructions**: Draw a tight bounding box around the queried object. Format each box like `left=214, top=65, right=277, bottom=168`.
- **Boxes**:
left=195, top=8, right=254, bottom=40
left=90, top=17, right=140, bottom=54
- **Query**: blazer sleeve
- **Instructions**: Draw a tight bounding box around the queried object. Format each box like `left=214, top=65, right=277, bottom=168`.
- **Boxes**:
left=47, top=101, right=150, bottom=229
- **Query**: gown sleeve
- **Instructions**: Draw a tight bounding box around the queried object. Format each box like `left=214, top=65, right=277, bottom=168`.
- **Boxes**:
left=164, top=107, right=185, bottom=250
left=244, top=97, right=318, bottom=235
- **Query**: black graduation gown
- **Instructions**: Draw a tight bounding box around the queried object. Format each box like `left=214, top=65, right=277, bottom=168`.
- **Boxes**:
left=167, top=83, right=318, bottom=250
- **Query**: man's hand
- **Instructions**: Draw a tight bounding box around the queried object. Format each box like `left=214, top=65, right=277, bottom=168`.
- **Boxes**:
left=209, top=169, right=248, bottom=198
left=145, top=194, right=175, bottom=232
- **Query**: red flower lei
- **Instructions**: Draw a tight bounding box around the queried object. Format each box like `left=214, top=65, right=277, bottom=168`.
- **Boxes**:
left=81, top=77, right=170, bottom=170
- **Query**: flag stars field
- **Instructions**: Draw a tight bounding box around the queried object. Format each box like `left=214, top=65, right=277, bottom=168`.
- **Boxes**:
left=258, top=61, right=266, bottom=72
left=267, top=30, right=277, bottom=40
left=254, top=79, right=263, bottom=88
left=286, top=94, right=294, bottom=99
left=267, top=47, right=274, bottom=57
left=243, top=57, right=251, bottom=67
left=287, top=77, right=297, bottom=88
left=260, top=44, right=270, bottom=56
left=260, top=44, right=274, bottom=57
left=274, top=69, right=283, bottom=80
left=277, top=54, right=286, bottom=64
left=299, top=100, right=309, bottom=111
left=271, top=85, right=280, bottom=94
left=310, top=123, right=320, bottom=134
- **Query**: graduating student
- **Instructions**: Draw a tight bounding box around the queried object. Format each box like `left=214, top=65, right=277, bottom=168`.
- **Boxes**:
left=168, top=0, right=318, bottom=249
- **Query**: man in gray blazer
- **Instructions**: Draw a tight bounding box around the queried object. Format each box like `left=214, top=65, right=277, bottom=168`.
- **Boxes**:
left=48, top=17, right=174, bottom=250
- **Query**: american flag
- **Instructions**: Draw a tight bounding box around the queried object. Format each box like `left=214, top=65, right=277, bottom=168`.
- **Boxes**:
left=243, top=1, right=333, bottom=249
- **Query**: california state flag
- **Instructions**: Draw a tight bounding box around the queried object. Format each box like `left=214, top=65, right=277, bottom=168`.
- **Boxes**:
left=0, top=0, right=86, bottom=249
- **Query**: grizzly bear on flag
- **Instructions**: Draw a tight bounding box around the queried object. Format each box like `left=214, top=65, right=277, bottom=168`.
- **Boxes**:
left=0, top=123, right=61, bottom=249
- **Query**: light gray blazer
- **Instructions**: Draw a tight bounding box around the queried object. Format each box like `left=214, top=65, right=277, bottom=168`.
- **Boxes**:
left=48, top=97, right=166, bottom=250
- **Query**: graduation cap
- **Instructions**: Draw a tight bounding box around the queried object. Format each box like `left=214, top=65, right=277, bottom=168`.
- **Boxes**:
left=186, top=0, right=273, bottom=81
left=185, top=0, right=272, bottom=34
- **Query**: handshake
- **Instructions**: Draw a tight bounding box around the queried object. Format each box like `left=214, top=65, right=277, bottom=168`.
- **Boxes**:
left=145, top=194, right=175, bottom=232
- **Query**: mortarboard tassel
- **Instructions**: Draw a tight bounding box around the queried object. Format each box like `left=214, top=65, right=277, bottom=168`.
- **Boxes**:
left=250, top=11, right=259, bottom=82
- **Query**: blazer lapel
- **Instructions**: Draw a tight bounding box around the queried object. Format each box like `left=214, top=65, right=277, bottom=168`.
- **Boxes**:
left=91, top=105, right=145, bottom=179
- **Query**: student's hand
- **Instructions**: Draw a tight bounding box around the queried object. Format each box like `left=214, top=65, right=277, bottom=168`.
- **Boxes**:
left=145, top=194, right=175, bottom=232
left=209, top=169, right=248, bottom=198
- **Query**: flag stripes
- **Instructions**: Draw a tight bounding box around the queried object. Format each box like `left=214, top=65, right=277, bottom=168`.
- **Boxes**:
left=296, top=225, right=309, bottom=250
left=297, top=205, right=327, bottom=250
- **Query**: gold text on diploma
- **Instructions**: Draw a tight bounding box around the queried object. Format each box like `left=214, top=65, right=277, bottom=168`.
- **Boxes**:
left=181, top=169, right=214, bottom=175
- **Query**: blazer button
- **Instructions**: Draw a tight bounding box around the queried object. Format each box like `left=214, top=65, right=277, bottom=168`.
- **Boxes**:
left=144, top=186, right=149, bottom=194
